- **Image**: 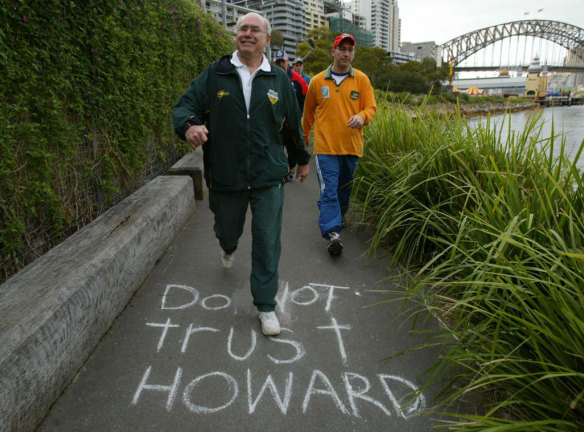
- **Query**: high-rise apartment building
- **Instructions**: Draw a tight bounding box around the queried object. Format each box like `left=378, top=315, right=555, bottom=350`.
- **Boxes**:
left=202, top=0, right=263, bottom=34
left=389, top=1, right=400, bottom=52
left=326, top=5, right=374, bottom=47
left=229, top=0, right=307, bottom=56
left=351, top=0, right=399, bottom=52
left=304, top=0, right=326, bottom=30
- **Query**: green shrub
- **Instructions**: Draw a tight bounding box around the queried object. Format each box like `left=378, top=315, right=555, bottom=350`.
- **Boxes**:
left=1, top=0, right=233, bottom=281
left=353, top=103, right=584, bottom=430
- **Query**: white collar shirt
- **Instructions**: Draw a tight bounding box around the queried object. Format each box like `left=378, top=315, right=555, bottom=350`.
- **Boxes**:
left=230, top=51, right=271, bottom=113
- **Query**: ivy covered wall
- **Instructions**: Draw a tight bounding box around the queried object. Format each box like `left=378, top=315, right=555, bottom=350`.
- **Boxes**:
left=1, top=0, right=234, bottom=281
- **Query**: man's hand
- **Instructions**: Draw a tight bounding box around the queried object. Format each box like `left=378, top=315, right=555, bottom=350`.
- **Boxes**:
left=347, top=114, right=364, bottom=129
left=185, top=125, right=209, bottom=149
left=296, top=164, right=309, bottom=182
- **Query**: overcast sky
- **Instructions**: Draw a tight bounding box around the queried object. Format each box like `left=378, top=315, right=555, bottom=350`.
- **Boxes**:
left=399, top=0, right=584, bottom=44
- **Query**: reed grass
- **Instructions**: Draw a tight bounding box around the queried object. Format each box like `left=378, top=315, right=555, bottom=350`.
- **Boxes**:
left=353, top=101, right=584, bottom=431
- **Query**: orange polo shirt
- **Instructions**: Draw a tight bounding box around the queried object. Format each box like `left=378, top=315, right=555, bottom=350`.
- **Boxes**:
left=302, top=65, right=377, bottom=157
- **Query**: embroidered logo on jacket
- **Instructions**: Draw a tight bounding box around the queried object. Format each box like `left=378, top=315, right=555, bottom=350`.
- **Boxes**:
left=217, top=90, right=230, bottom=99
left=267, top=89, right=279, bottom=104
left=321, top=86, right=330, bottom=99
left=350, top=91, right=359, bottom=100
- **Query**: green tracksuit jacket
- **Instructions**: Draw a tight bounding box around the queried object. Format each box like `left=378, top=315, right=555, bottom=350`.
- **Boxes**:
left=173, top=54, right=310, bottom=191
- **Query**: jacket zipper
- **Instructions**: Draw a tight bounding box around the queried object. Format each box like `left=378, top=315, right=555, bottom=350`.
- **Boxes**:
left=246, top=112, right=251, bottom=189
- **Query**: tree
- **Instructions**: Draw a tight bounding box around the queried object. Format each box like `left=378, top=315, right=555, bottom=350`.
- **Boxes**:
left=420, top=57, right=436, bottom=75
left=387, top=69, right=430, bottom=94
left=352, top=46, right=395, bottom=89
left=301, top=27, right=337, bottom=75
left=299, top=28, right=447, bottom=94
left=270, top=30, right=284, bottom=50
left=399, top=60, right=422, bottom=73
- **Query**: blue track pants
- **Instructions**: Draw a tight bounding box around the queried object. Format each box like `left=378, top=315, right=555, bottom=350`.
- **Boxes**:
left=315, top=154, right=359, bottom=239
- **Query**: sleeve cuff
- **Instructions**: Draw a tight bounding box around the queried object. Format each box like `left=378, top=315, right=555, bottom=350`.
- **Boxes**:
left=187, top=115, right=202, bottom=127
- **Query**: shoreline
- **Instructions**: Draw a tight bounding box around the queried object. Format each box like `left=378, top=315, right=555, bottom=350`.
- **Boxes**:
left=395, top=100, right=539, bottom=119
left=432, top=101, right=539, bottom=118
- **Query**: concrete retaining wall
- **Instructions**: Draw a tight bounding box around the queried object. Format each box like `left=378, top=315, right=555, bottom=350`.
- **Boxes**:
left=166, top=148, right=207, bottom=201
left=0, top=175, right=195, bottom=432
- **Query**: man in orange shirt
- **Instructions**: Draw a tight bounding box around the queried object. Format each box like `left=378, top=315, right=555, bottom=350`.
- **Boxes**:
left=302, top=33, right=377, bottom=256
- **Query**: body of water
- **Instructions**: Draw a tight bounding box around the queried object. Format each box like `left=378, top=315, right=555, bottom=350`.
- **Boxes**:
left=468, top=104, right=584, bottom=168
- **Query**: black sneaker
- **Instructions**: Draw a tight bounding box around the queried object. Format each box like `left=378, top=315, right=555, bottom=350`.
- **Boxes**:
left=327, top=231, right=343, bottom=256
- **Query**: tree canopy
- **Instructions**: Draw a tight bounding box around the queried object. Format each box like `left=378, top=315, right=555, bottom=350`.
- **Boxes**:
left=270, top=30, right=284, bottom=50
left=296, top=27, right=448, bottom=94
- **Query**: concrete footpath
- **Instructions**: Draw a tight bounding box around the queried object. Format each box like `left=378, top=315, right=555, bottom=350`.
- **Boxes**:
left=37, top=165, right=444, bottom=432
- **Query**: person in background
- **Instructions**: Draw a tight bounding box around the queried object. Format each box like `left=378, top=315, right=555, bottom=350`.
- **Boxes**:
left=291, top=57, right=311, bottom=85
left=273, top=49, right=308, bottom=182
left=302, top=33, right=376, bottom=256
left=172, top=12, right=310, bottom=335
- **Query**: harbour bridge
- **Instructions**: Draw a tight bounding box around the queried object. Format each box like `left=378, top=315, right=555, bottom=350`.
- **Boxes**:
left=441, top=20, right=584, bottom=74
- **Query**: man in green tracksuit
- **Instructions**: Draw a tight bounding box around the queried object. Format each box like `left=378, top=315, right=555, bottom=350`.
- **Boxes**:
left=172, top=12, right=310, bottom=336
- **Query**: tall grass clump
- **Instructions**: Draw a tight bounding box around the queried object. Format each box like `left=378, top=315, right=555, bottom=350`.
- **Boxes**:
left=353, top=100, right=584, bottom=431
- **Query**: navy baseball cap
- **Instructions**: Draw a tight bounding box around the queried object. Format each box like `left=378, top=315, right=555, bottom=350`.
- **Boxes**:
left=274, top=49, right=288, bottom=61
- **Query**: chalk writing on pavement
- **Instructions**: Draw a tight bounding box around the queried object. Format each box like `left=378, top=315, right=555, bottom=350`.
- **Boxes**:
left=131, top=282, right=426, bottom=418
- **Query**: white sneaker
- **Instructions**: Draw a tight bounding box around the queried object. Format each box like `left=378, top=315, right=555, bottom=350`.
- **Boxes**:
left=220, top=250, right=235, bottom=269
left=257, top=311, right=281, bottom=336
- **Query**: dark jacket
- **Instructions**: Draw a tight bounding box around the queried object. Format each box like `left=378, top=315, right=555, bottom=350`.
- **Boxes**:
left=173, top=55, right=310, bottom=191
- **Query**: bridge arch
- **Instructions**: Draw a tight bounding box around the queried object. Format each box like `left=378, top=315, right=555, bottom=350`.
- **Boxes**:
left=441, top=20, right=584, bottom=66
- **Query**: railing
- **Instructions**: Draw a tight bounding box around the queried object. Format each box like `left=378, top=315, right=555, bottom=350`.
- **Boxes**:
left=454, top=65, right=584, bottom=72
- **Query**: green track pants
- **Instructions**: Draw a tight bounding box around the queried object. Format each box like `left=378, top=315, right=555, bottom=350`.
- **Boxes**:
left=209, top=184, right=284, bottom=312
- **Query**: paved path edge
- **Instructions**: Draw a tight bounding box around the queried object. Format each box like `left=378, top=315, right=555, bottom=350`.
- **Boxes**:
left=0, top=175, right=195, bottom=432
